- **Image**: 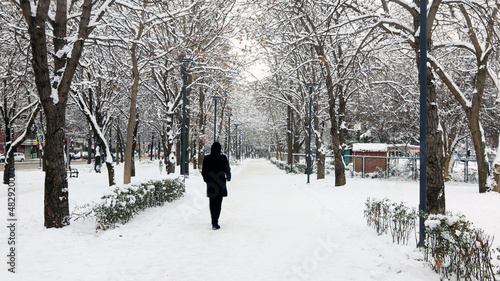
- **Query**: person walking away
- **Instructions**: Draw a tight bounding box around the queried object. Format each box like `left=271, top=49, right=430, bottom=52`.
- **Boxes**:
left=202, top=142, right=231, bottom=230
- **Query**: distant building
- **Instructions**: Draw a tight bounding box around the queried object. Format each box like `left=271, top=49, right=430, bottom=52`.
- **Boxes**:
left=352, top=143, right=388, bottom=174
left=0, top=130, right=38, bottom=158
left=351, top=143, right=420, bottom=174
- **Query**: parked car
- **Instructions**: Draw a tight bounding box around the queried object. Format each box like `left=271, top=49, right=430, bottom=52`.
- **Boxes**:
left=69, top=152, right=81, bottom=160
left=14, top=152, right=25, bottom=162
left=76, top=151, right=94, bottom=159
left=0, top=152, right=25, bottom=162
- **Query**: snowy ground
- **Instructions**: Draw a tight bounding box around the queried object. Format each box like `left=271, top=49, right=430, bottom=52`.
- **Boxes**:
left=1, top=158, right=500, bottom=280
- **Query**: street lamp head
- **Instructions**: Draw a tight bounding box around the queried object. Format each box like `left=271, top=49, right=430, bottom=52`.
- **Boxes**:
left=304, top=82, right=318, bottom=88
left=177, top=58, right=193, bottom=63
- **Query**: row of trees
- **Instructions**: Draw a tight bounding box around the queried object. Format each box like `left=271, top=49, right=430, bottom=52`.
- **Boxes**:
left=1, top=0, right=257, bottom=228
left=1, top=0, right=499, bottom=228
left=246, top=0, right=500, bottom=213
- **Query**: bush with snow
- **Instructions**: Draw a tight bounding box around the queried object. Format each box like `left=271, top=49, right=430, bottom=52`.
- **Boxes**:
left=422, top=213, right=498, bottom=280
left=91, top=178, right=185, bottom=230
left=365, top=199, right=499, bottom=279
left=270, top=158, right=310, bottom=174
left=364, top=197, right=416, bottom=244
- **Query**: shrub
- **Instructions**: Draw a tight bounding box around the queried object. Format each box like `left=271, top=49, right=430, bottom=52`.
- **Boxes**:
left=91, top=178, right=185, bottom=230
left=270, top=158, right=312, bottom=174
left=422, top=213, right=498, bottom=280
left=364, top=197, right=391, bottom=235
left=364, top=197, right=416, bottom=244
left=389, top=202, right=416, bottom=245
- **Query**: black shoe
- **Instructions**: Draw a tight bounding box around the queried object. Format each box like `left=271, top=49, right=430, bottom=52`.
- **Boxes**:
left=212, top=224, right=220, bottom=230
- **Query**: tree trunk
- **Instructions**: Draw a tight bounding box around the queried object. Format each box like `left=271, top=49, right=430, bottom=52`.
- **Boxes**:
left=287, top=107, right=292, bottom=166
left=198, top=89, right=206, bottom=169
left=441, top=122, right=461, bottom=182
left=469, top=117, right=489, bottom=193
left=494, top=134, right=500, bottom=192
left=185, top=74, right=192, bottom=175
left=123, top=44, right=140, bottom=184
left=2, top=124, right=12, bottom=184
left=164, top=113, right=176, bottom=174
left=20, top=0, right=105, bottom=228
left=3, top=150, right=15, bottom=185
left=328, top=85, right=346, bottom=186
left=44, top=114, right=70, bottom=228
left=75, top=92, right=115, bottom=186
left=494, top=164, right=500, bottom=192
left=314, top=104, right=325, bottom=180
left=123, top=0, right=145, bottom=184
left=425, top=68, right=446, bottom=214
left=167, top=140, right=175, bottom=174
left=443, top=154, right=452, bottom=182
left=131, top=113, right=139, bottom=177
left=466, top=60, right=489, bottom=193
left=176, top=141, right=181, bottom=169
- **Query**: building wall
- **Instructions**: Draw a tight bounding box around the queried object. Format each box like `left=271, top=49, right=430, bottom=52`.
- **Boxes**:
left=353, top=151, right=387, bottom=173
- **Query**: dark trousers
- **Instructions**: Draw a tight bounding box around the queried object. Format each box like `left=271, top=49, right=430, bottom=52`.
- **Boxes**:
left=209, top=195, right=224, bottom=226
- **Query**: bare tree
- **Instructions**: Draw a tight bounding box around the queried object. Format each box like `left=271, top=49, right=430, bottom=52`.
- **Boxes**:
left=428, top=2, right=500, bottom=193
left=17, top=0, right=114, bottom=228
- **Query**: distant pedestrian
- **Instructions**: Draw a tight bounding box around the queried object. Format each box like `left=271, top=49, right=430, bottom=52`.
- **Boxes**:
left=159, top=160, right=163, bottom=174
left=202, top=142, right=231, bottom=230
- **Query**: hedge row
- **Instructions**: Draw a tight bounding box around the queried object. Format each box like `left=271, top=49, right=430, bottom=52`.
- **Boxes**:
left=423, top=213, right=499, bottom=280
left=364, top=197, right=500, bottom=280
left=364, top=197, right=416, bottom=245
left=270, top=158, right=310, bottom=174
left=93, top=178, right=185, bottom=230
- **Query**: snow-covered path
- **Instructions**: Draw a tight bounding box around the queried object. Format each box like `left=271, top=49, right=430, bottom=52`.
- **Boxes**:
left=2, top=159, right=445, bottom=280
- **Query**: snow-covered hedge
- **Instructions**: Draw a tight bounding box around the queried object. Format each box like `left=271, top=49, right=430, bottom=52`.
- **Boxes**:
left=422, top=213, right=499, bottom=280
left=365, top=198, right=499, bottom=280
left=270, top=158, right=310, bottom=174
left=93, top=178, right=185, bottom=230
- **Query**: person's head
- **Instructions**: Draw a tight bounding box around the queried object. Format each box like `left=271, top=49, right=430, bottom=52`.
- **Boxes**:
left=211, top=142, right=222, bottom=154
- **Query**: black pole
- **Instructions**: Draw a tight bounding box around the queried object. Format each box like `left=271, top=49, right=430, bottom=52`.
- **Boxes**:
left=305, top=83, right=317, bottom=184
left=87, top=133, right=92, bottom=164
left=418, top=0, right=428, bottom=247
left=158, top=137, right=161, bottom=160
left=308, top=95, right=312, bottom=184
left=290, top=109, right=294, bottom=173
left=177, top=58, right=192, bottom=175
left=234, top=124, right=239, bottom=160
left=465, top=136, right=469, bottom=182
left=213, top=96, right=221, bottom=143
left=150, top=134, right=154, bottom=161
left=227, top=115, right=231, bottom=160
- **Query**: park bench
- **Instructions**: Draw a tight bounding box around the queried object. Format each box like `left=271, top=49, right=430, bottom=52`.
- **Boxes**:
left=67, top=166, right=79, bottom=178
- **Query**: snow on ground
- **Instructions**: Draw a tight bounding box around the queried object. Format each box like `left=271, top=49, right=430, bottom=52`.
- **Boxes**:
left=1, top=158, right=500, bottom=281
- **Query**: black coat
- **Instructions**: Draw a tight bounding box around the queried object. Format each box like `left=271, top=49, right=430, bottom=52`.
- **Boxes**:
left=202, top=153, right=231, bottom=198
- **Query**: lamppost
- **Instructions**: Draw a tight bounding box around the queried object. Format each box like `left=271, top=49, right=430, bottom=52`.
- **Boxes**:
left=227, top=113, right=232, bottom=160
left=109, top=119, right=113, bottom=159
left=234, top=123, right=239, bottom=160
left=213, top=96, right=222, bottom=143
left=289, top=107, right=294, bottom=173
left=305, top=83, right=317, bottom=184
left=177, top=57, right=192, bottom=176
left=418, top=0, right=428, bottom=247
left=150, top=133, right=154, bottom=161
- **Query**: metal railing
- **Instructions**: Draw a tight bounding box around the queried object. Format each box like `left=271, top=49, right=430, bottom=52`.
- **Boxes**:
left=276, top=152, right=482, bottom=183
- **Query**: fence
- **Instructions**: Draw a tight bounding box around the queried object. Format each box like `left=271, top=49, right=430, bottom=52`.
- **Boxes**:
left=283, top=153, right=481, bottom=183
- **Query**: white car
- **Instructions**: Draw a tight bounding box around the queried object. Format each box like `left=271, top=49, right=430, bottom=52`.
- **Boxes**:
left=0, top=152, right=25, bottom=162
left=14, top=152, right=25, bottom=162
